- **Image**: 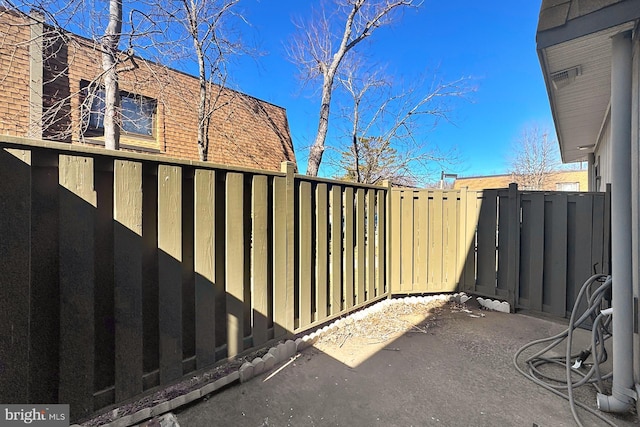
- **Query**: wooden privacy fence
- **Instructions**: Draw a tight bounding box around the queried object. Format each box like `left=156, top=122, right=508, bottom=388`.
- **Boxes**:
left=0, top=136, right=388, bottom=421
left=390, top=184, right=611, bottom=318
left=0, top=135, right=611, bottom=422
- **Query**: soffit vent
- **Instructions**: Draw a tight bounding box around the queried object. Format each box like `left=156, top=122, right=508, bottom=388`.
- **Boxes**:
left=551, top=66, right=582, bottom=90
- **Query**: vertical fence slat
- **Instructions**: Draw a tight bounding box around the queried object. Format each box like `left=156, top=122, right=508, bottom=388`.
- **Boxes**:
left=158, top=165, right=183, bottom=382
left=429, top=191, right=443, bottom=292
left=521, top=193, right=545, bottom=311
left=461, top=190, right=478, bottom=291
left=330, top=185, right=343, bottom=313
left=591, top=193, right=605, bottom=274
left=543, top=194, right=568, bottom=317
left=344, top=187, right=355, bottom=308
left=94, top=160, right=114, bottom=397
left=444, top=191, right=458, bottom=292
left=316, top=183, right=329, bottom=319
left=456, top=188, right=467, bottom=289
left=194, top=170, right=216, bottom=368
left=58, top=154, right=96, bottom=419
left=390, top=189, right=401, bottom=293
left=366, top=189, right=375, bottom=301
left=416, top=191, right=428, bottom=291
left=0, top=149, right=32, bottom=405
left=376, top=189, right=386, bottom=296
left=142, top=165, right=159, bottom=380
left=252, top=175, right=269, bottom=346
left=273, top=175, right=289, bottom=336
left=476, top=190, right=498, bottom=293
left=113, top=160, right=143, bottom=401
left=568, top=194, right=593, bottom=316
left=181, top=172, right=196, bottom=369
left=282, top=163, right=296, bottom=333
left=496, top=190, right=510, bottom=297
left=29, top=152, right=60, bottom=404
left=298, top=180, right=312, bottom=327
left=505, top=184, right=520, bottom=308
left=401, top=191, right=414, bottom=292
left=603, top=184, right=611, bottom=274
left=356, top=188, right=366, bottom=303
left=226, top=172, right=245, bottom=357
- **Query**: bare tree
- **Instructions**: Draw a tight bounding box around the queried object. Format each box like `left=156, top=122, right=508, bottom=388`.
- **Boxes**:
left=508, top=125, right=563, bottom=190
left=102, top=0, right=123, bottom=149
left=149, top=0, right=244, bottom=161
left=0, top=0, right=137, bottom=146
left=288, top=0, right=420, bottom=176
left=333, top=59, right=470, bottom=186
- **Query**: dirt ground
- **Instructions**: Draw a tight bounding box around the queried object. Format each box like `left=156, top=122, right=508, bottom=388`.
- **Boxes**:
left=175, top=297, right=640, bottom=427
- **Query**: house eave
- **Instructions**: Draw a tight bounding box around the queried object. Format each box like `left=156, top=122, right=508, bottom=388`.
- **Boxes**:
left=536, top=0, right=640, bottom=163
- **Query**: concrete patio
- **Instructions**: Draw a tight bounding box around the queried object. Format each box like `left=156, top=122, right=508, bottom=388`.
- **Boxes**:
left=174, top=298, right=640, bottom=427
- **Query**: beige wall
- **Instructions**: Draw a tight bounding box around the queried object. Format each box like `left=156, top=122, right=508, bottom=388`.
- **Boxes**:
left=453, top=170, right=589, bottom=191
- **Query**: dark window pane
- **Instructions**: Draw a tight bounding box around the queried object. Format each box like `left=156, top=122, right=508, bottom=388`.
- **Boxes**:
left=89, top=90, right=105, bottom=130
left=122, top=95, right=155, bottom=136
left=87, top=88, right=155, bottom=137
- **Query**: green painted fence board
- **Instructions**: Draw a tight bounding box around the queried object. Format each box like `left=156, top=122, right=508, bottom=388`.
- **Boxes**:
left=157, top=165, right=183, bottom=382
left=113, top=160, right=144, bottom=401
left=194, top=170, right=216, bottom=368
left=0, top=149, right=32, bottom=405
left=252, top=175, right=270, bottom=346
left=330, top=186, right=343, bottom=313
left=58, top=154, right=97, bottom=419
left=273, top=176, right=289, bottom=336
left=401, top=191, right=414, bottom=292
left=298, top=180, right=312, bottom=327
left=316, top=183, right=329, bottom=318
left=344, top=187, right=355, bottom=308
left=356, top=188, right=365, bottom=303
left=226, top=173, right=245, bottom=357
left=366, top=189, right=375, bottom=301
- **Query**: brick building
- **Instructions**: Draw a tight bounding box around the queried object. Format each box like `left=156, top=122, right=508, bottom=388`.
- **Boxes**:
left=0, top=8, right=296, bottom=171
left=453, top=169, right=589, bottom=191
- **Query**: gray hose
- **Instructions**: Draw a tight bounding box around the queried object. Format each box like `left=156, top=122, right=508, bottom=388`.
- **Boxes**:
left=513, top=274, right=618, bottom=427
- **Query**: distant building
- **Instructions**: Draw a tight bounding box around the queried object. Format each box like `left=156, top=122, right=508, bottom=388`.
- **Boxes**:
left=0, top=8, right=296, bottom=171
left=452, top=170, right=589, bottom=191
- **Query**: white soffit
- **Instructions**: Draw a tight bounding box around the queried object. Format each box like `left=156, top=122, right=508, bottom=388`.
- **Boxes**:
left=542, top=22, right=634, bottom=162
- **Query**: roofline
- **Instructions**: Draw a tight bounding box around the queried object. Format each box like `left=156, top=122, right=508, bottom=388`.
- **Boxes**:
left=536, top=1, right=640, bottom=50
left=536, top=1, right=640, bottom=162
left=536, top=46, right=568, bottom=161
left=2, top=6, right=288, bottom=113
left=455, top=169, right=586, bottom=181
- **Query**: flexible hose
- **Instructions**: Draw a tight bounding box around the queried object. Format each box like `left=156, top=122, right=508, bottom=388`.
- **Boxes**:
left=513, top=274, right=619, bottom=427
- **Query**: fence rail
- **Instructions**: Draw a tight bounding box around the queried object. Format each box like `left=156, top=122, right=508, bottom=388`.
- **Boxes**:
left=0, top=136, right=610, bottom=422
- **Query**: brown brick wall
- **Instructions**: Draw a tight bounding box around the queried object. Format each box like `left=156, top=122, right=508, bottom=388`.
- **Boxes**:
left=0, top=10, right=296, bottom=171
left=0, top=10, right=31, bottom=136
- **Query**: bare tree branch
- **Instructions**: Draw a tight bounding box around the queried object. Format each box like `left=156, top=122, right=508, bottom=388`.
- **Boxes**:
left=508, top=125, right=566, bottom=190
left=331, top=58, right=471, bottom=186
left=288, top=0, right=420, bottom=176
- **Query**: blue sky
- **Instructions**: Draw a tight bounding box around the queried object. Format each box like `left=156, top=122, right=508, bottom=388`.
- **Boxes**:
left=226, top=0, right=556, bottom=179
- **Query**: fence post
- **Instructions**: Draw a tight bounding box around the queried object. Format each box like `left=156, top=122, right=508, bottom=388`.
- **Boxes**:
left=506, top=183, right=520, bottom=311
left=383, top=180, right=392, bottom=298
left=280, top=162, right=296, bottom=333
left=457, top=186, right=467, bottom=291
left=604, top=183, right=612, bottom=275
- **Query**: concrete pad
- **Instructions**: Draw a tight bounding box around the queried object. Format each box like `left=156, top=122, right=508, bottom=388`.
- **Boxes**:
left=176, top=301, right=639, bottom=427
